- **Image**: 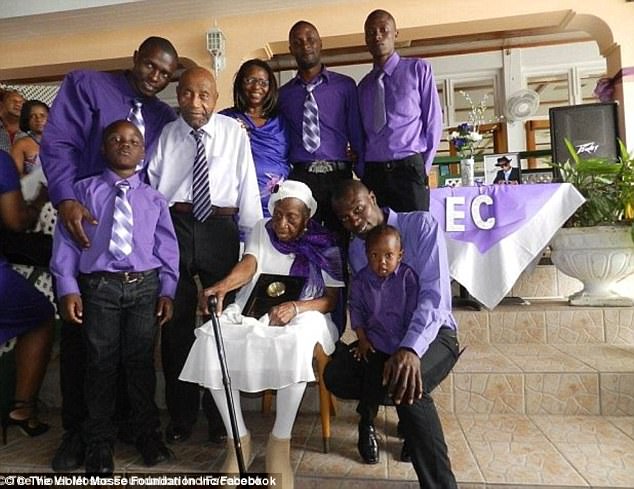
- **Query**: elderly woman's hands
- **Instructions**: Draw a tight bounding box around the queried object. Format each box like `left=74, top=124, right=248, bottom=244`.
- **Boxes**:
left=268, top=301, right=299, bottom=326
left=199, top=282, right=231, bottom=316
left=198, top=255, right=259, bottom=316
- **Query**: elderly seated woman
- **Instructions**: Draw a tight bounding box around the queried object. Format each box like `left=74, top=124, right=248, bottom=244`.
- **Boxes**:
left=179, top=180, right=343, bottom=489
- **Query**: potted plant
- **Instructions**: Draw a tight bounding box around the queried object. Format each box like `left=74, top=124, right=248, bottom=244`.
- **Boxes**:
left=549, top=138, right=634, bottom=306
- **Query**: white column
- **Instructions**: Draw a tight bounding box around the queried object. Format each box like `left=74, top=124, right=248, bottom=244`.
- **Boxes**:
left=502, top=48, right=527, bottom=156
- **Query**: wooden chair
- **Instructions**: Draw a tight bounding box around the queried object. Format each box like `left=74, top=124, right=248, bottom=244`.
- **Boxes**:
left=261, top=343, right=336, bottom=453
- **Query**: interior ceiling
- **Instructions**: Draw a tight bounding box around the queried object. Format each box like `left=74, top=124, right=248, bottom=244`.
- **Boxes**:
left=0, top=0, right=353, bottom=42
left=1, top=1, right=595, bottom=82
left=271, top=31, right=592, bottom=71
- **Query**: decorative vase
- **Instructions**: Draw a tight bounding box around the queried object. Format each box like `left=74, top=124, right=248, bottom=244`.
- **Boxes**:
left=550, top=225, right=634, bottom=306
left=460, top=158, right=475, bottom=186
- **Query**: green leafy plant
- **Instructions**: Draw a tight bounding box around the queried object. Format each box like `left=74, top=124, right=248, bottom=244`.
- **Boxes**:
left=550, top=138, right=634, bottom=241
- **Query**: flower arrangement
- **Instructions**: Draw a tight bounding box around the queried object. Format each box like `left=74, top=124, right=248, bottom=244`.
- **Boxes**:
left=448, top=91, right=490, bottom=159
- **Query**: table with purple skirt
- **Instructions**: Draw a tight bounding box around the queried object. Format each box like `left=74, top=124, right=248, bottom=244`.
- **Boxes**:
left=430, top=183, right=585, bottom=309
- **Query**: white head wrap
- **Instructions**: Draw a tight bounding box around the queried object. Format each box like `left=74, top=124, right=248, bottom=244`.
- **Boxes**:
left=267, top=180, right=317, bottom=218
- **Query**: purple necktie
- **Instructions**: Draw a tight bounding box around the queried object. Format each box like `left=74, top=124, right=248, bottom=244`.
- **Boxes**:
left=127, top=99, right=145, bottom=170
left=127, top=99, right=145, bottom=139
left=373, top=70, right=387, bottom=132
left=109, top=180, right=133, bottom=260
left=191, top=129, right=213, bottom=221
left=302, top=77, right=323, bottom=153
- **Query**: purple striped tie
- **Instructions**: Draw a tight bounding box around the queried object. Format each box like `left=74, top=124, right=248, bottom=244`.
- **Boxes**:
left=127, top=99, right=145, bottom=139
left=191, top=129, right=213, bottom=221
left=109, top=180, right=133, bottom=260
left=302, top=77, right=323, bottom=153
left=127, top=99, right=145, bottom=170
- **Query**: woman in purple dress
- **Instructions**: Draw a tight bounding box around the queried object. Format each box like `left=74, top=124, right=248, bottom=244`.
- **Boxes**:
left=0, top=150, right=54, bottom=444
left=221, top=59, right=290, bottom=217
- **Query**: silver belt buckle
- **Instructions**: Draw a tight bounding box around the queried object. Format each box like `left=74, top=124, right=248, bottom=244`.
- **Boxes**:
left=308, top=160, right=334, bottom=173
left=123, top=272, right=139, bottom=284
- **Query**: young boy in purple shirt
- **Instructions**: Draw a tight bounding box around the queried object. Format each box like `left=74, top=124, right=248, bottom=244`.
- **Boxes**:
left=348, top=224, right=418, bottom=464
left=51, top=120, right=179, bottom=475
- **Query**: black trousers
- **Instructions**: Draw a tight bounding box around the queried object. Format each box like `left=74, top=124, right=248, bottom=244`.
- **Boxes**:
left=324, top=327, right=459, bottom=489
left=59, top=321, right=88, bottom=432
left=362, top=153, right=430, bottom=212
left=58, top=298, right=129, bottom=435
left=79, top=271, right=161, bottom=444
left=289, top=165, right=352, bottom=239
left=162, top=211, right=239, bottom=433
left=288, top=164, right=351, bottom=332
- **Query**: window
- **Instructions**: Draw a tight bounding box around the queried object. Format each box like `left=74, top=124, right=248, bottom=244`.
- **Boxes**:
left=435, top=76, right=500, bottom=159
left=580, top=72, right=604, bottom=103
left=452, top=79, right=497, bottom=129
left=527, top=74, right=570, bottom=117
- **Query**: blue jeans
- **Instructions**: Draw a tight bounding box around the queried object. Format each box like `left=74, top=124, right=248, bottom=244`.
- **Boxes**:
left=78, top=270, right=160, bottom=444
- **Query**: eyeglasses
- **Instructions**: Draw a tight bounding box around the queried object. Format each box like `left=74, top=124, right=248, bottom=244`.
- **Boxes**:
left=243, top=77, right=270, bottom=88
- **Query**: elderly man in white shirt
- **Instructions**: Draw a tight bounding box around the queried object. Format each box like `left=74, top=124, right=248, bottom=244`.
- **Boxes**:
left=147, top=66, right=262, bottom=446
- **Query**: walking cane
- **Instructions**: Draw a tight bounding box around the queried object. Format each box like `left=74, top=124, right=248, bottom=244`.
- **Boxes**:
left=207, top=295, right=246, bottom=478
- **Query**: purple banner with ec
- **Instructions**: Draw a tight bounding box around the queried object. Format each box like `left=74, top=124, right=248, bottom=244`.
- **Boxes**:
left=430, top=183, right=566, bottom=253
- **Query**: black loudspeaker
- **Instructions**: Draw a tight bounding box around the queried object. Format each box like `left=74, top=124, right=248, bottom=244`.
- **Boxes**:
left=549, top=102, right=619, bottom=165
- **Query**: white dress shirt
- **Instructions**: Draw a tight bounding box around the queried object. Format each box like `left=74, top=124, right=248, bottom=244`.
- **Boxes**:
left=148, top=114, right=263, bottom=238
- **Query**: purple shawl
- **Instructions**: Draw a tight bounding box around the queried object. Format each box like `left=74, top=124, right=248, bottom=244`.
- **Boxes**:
left=265, top=219, right=344, bottom=300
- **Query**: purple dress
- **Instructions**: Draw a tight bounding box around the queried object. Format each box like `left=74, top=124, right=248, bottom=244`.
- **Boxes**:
left=220, top=108, right=290, bottom=217
left=0, top=151, right=54, bottom=344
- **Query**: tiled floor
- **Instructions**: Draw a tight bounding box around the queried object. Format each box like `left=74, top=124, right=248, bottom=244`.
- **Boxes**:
left=3, top=294, right=634, bottom=487
left=1, top=404, right=633, bottom=488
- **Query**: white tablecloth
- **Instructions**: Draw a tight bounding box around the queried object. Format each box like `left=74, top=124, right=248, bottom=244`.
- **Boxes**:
left=431, top=183, right=585, bottom=309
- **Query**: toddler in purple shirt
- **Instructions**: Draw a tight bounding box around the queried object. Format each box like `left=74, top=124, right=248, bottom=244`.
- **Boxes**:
left=348, top=224, right=418, bottom=464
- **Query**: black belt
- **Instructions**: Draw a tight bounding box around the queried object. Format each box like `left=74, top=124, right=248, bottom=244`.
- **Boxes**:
left=367, top=153, right=423, bottom=171
left=81, top=270, right=155, bottom=284
left=170, top=202, right=238, bottom=217
left=293, top=160, right=351, bottom=174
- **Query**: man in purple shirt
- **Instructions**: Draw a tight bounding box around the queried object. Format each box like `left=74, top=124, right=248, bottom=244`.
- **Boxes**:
left=42, top=37, right=178, bottom=247
left=278, top=20, right=364, bottom=234
left=358, top=9, right=443, bottom=212
left=326, top=180, right=460, bottom=489
left=40, top=36, right=179, bottom=471
left=51, top=121, right=179, bottom=474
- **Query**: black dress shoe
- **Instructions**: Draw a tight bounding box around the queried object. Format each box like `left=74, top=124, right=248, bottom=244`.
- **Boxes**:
left=208, top=424, right=227, bottom=445
left=51, top=430, right=86, bottom=472
left=165, top=423, right=191, bottom=444
left=137, top=432, right=173, bottom=467
left=400, top=440, right=411, bottom=463
left=357, top=422, right=379, bottom=464
left=84, top=442, right=114, bottom=475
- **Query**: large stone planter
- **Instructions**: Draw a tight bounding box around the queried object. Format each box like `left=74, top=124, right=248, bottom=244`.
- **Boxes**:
left=550, top=225, right=634, bottom=306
